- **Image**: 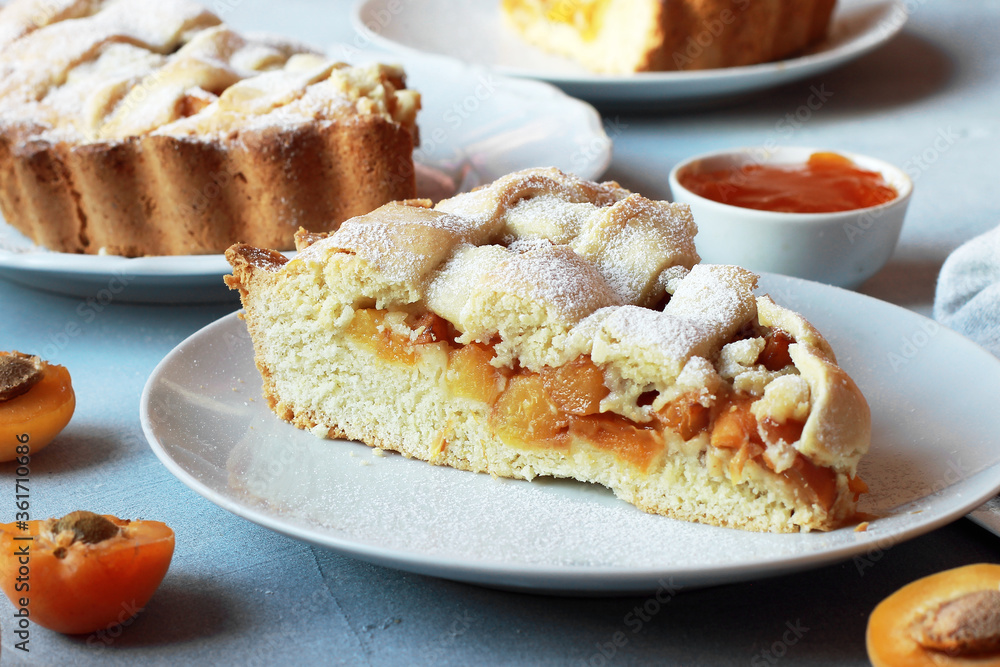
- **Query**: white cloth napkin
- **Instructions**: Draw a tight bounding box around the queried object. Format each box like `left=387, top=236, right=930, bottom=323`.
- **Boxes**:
left=934, top=223, right=1000, bottom=358
left=936, top=224, right=1000, bottom=536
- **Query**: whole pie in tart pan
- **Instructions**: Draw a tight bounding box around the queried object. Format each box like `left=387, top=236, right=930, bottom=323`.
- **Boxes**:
left=0, top=0, right=420, bottom=256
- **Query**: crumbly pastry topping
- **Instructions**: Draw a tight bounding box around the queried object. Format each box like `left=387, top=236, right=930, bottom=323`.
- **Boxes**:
left=293, top=168, right=699, bottom=366
left=0, top=0, right=419, bottom=143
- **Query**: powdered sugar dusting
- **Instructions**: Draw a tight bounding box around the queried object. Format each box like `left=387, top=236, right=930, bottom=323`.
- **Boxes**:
left=0, top=0, right=416, bottom=143
left=500, top=244, right=623, bottom=321
left=574, top=196, right=698, bottom=305
left=600, top=306, right=707, bottom=368
left=327, top=219, right=426, bottom=284
left=664, top=264, right=758, bottom=350
left=0, top=0, right=218, bottom=102
left=409, top=208, right=488, bottom=243
left=0, top=0, right=80, bottom=50
left=501, top=194, right=594, bottom=244
left=435, top=167, right=628, bottom=236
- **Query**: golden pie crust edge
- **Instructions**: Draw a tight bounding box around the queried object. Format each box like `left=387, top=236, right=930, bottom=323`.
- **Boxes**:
left=0, top=118, right=416, bottom=256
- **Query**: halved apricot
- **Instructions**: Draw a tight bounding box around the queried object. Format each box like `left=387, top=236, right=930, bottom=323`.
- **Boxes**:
left=0, top=352, right=75, bottom=460
left=867, top=563, right=1000, bottom=666
left=0, top=511, right=175, bottom=635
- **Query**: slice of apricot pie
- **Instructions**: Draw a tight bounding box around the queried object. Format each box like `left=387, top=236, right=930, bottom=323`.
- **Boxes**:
left=225, top=167, right=870, bottom=532
left=500, top=0, right=837, bottom=74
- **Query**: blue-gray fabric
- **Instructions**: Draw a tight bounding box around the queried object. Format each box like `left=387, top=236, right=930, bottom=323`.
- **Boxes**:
left=935, top=224, right=1000, bottom=357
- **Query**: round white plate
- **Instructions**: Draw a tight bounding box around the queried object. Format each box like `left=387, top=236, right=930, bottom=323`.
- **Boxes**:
left=0, top=49, right=610, bottom=304
left=353, top=0, right=907, bottom=107
left=141, top=274, right=1000, bottom=594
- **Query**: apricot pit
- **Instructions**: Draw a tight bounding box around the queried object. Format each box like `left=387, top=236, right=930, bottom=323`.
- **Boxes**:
left=0, top=352, right=44, bottom=401
left=50, top=511, right=121, bottom=547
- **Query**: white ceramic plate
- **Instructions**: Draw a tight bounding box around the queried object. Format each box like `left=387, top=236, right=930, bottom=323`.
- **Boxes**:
left=353, top=0, right=907, bottom=107
left=0, top=49, right=610, bottom=304
left=141, top=274, right=1000, bottom=594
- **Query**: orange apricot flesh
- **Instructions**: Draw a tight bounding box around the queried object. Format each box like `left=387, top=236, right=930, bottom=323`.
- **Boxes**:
left=490, top=374, right=568, bottom=449
left=540, top=356, right=608, bottom=416
left=448, top=343, right=507, bottom=405
left=658, top=394, right=710, bottom=441
left=569, top=414, right=663, bottom=471
left=0, top=356, right=75, bottom=460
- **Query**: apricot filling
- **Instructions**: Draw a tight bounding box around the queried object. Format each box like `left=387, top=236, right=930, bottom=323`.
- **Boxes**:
left=503, top=0, right=609, bottom=41
left=344, top=308, right=853, bottom=502
left=540, top=356, right=608, bottom=416
left=659, top=394, right=710, bottom=441
left=448, top=342, right=509, bottom=405
left=491, top=374, right=569, bottom=450
left=570, top=414, right=663, bottom=470
left=758, top=329, right=794, bottom=371
left=345, top=309, right=423, bottom=365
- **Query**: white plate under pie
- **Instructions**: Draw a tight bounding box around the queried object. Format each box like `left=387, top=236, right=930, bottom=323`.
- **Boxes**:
left=0, top=49, right=610, bottom=304
left=141, top=274, right=1000, bottom=595
left=353, top=0, right=907, bottom=107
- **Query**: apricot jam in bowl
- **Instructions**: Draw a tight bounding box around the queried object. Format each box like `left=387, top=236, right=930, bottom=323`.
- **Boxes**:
left=668, top=147, right=913, bottom=289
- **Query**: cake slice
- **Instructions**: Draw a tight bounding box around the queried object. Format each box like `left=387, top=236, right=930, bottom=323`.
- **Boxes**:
left=225, top=167, right=870, bottom=532
left=500, top=0, right=837, bottom=73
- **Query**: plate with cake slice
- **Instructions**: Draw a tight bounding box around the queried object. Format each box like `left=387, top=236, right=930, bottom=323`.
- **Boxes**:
left=142, top=169, right=1000, bottom=594
left=0, top=1, right=609, bottom=302
left=353, top=0, right=906, bottom=107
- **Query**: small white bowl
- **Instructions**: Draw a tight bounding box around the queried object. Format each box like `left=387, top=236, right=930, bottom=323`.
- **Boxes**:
left=668, top=146, right=913, bottom=289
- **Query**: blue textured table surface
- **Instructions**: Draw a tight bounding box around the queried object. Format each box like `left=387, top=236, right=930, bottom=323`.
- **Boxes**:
left=2, top=1, right=999, bottom=665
